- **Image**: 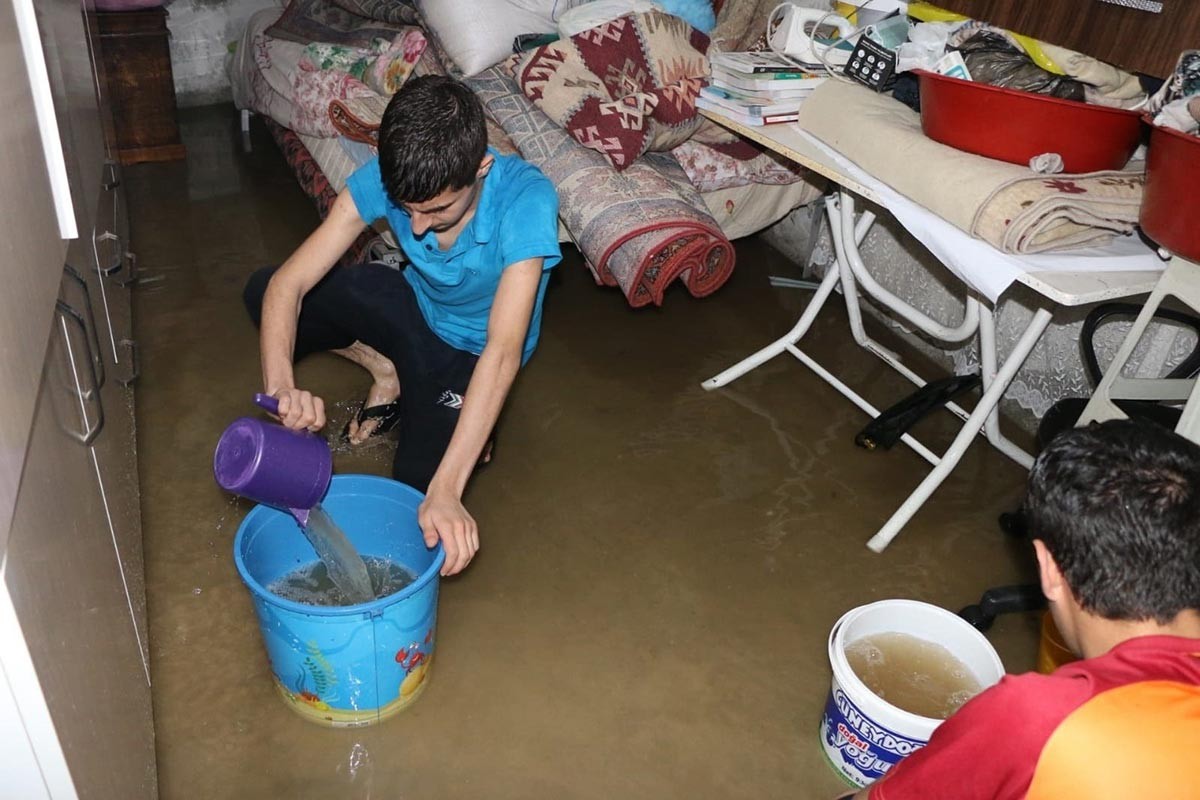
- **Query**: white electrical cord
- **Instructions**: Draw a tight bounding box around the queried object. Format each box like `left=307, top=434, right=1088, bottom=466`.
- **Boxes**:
left=764, top=0, right=890, bottom=82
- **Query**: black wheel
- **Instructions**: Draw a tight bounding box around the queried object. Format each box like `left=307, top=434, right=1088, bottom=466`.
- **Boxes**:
left=998, top=511, right=1027, bottom=538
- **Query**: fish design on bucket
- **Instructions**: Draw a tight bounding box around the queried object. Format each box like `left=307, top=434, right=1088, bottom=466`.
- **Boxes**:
left=287, top=667, right=333, bottom=711
left=294, top=688, right=332, bottom=711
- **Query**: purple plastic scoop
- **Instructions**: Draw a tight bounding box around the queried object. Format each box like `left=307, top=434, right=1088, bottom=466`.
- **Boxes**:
left=213, top=395, right=331, bottom=527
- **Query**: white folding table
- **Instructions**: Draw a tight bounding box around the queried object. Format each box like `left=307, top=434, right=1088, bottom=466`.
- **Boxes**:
left=700, top=110, right=1166, bottom=552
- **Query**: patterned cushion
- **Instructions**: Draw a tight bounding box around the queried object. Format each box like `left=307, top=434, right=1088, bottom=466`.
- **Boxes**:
left=266, top=0, right=411, bottom=47
left=329, top=0, right=420, bottom=25
left=515, top=10, right=710, bottom=171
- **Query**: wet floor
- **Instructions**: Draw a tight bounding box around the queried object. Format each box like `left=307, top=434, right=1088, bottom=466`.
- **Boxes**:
left=130, top=105, right=1040, bottom=799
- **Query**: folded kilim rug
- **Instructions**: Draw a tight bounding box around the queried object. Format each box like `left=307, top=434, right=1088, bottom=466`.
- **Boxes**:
left=466, top=64, right=735, bottom=307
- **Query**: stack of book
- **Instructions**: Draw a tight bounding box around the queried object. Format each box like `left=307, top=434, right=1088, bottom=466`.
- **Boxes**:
left=699, top=51, right=827, bottom=126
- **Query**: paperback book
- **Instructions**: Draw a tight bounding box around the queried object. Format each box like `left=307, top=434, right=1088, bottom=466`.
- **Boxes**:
left=699, top=85, right=805, bottom=116
left=710, top=65, right=826, bottom=92
left=696, top=97, right=799, bottom=126
left=710, top=50, right=816, bottom=75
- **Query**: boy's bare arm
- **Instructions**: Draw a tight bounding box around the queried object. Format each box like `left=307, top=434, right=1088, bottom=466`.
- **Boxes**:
left=260, top=189, right=367, bottom=430
left=418, top=257, right=544, bottom=575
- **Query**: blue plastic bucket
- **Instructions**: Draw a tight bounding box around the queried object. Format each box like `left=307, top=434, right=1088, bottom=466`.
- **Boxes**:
left=234, top=474, right=444, bottom=727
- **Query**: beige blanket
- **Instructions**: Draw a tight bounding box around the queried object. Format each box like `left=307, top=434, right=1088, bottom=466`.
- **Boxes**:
left=797, top=80, right=1144, bottom=254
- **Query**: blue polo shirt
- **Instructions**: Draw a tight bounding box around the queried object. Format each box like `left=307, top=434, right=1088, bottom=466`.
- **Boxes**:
left=346, top=148, right=561, bottom=364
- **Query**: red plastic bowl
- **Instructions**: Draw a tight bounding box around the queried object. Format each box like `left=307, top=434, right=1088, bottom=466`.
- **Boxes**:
left=1142, top=121, right=1200, bottom=262
left=916, top=70, right=1143, bottom=173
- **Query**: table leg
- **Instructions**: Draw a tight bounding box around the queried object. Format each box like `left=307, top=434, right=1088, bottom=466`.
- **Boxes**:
left=241, top=109, right=252, bottom=154
left=701, top=192, right=875, bottom=391
left=979, top=306, right=1035, bottom=469
left=701, top=261, right=842, bottom=390
left=828, top=192, right=981, bottom=428
left=866, top=307, right=1054, bottom=552
left=705, top=187, right=1047, bottom=552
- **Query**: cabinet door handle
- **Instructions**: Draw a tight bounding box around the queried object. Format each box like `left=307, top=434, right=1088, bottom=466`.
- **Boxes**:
left=114, top=250, right=139, bottom=288
left=56, top=300, right=105, bottom=446
left=62, top=263, right=106, bottom=391
left=94, top=230, right=123, bottom=276
left=103, top=159, right=121, bottom=191
left=117, top=338, right=140, bottom=387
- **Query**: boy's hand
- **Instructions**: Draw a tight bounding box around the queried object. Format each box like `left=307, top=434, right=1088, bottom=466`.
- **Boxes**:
left=418, top=491, right=479, bottom=576
left=273, top=388, right=326, bottom=432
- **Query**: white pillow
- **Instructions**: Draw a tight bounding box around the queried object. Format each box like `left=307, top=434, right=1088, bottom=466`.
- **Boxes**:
left=418, top=0, right=558, bottom=77
left=556, top=0, right=660, bottom=38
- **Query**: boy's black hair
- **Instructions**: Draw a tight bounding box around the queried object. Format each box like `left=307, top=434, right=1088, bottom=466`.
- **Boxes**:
left=377, top=75, right=488, bottom=205
left=1024, top=419, right=1200, bottom=624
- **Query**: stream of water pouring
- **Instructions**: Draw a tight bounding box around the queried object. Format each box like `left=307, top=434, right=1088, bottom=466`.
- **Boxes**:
left=297, top=503, right=376, bottom=605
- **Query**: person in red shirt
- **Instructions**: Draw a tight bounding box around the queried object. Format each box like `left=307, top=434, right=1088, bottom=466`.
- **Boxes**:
left=842, top=419, right=1200, bottom=800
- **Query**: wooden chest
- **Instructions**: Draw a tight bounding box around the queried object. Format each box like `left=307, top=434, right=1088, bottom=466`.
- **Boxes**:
left=97, top=7, right=186, bottom=165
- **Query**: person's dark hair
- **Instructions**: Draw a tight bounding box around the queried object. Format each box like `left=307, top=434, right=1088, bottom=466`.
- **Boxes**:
left=1024, top=419, right=1200, bottom=623
left=377, top=75, right=487, bottom=204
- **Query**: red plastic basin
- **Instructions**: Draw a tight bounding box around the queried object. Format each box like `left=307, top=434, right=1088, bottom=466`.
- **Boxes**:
left=916, top=70, right=1143, bottom=173
left=1142, top=121, right=1200, bottom=262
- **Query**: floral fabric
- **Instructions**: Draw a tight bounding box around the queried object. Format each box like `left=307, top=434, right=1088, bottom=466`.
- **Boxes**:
left=671, top=139, right=807, bottom=192
left=301, top=28, right=426, bottom=95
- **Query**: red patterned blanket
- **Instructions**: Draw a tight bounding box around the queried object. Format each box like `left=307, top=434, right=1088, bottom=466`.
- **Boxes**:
left=516, top=11, right=711, bottom=171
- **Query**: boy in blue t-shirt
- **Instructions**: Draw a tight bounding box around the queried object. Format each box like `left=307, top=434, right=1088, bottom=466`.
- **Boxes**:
left=243, top=76, right=561, bottom=576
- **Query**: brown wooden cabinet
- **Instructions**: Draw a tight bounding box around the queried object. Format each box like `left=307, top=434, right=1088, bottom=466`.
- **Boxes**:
left=933, top=0, right=1200, bottom=79
left=97, top=6, right=185, bottom=165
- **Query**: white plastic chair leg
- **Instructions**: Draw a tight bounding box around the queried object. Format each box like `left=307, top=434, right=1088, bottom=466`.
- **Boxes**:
left=1175, top=377, right=1200, bottom=443
left=1078, top=256, right=1200, bottom=431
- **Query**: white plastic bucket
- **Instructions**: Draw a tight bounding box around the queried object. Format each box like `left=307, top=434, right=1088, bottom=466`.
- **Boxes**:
left=819, top=599, right=1006, bottom=787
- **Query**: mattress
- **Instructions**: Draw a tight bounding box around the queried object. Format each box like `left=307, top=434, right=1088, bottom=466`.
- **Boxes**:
left=296, top=132, right=360, bottom=194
